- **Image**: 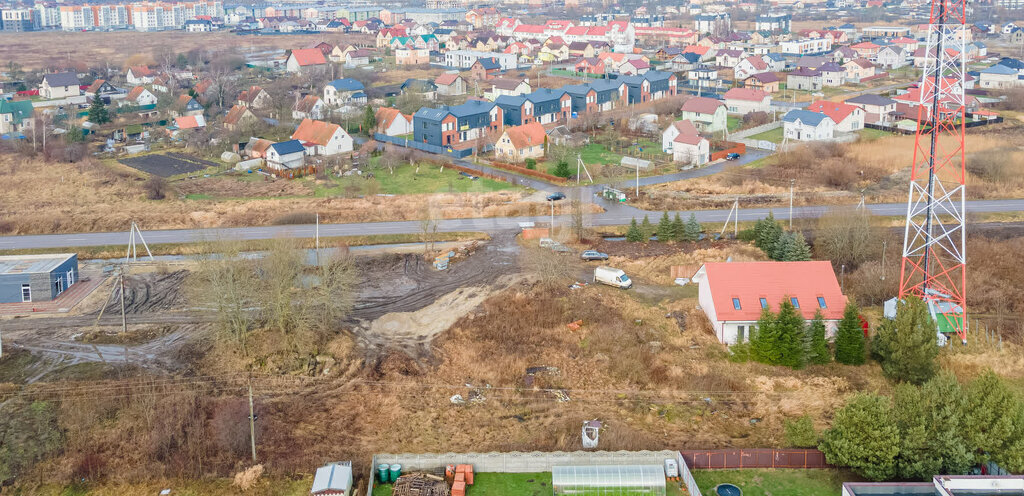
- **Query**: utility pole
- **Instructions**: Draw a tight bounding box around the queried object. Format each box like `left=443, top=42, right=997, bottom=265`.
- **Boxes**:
left=789, top=179, right=795, bottom=229
left=635, top=163, right=639, bottom=198
left=119, top=270, right=127, bottom=335
left=248, top=378, right=257, bottom=462
left=550, top=200, right=555, bottom=232
left=315, top=212, right=320, bottom=266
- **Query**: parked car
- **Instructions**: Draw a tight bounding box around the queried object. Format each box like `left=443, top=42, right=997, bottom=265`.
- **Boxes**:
left=550, top=242, right=573, bottom=254
left=594, top=266, right=632, bottom=289
left=580, top=250, right=609, bottom=261
left=546, top=192, right=566, bottom=201
left=726, top=152, right=741, bottom=160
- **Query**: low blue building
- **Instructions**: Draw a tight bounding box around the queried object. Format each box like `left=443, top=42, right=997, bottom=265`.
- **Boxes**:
left=0, top=254, right=79, bottom=303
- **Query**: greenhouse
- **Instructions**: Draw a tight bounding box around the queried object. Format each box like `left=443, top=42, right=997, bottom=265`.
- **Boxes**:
left=551, top=464, right=667, bottom=495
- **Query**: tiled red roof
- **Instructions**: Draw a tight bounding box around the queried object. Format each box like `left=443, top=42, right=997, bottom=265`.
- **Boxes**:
left=435, top=73, right=461, bottom=85
left=504, top=121, right=546, bottom=149
left=681, top=96, right=725, bottom=114
left=723, top=88, right=768, bottom=102
left=290, top=48, right=327, bottom=66
left=698, top=261, right=846, bottom=322
left=806, top=100, right=860, bottom=124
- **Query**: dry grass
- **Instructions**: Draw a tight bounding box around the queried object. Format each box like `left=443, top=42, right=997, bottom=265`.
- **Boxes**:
left=0, top=31, right=372, bottom=70
left=0, top=156, right=550, bottom=235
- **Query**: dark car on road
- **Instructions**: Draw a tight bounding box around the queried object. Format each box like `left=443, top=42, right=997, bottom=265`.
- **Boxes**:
left=546, top=192, right=566, bottom=201
left=726, top=153, right=741, bottom=160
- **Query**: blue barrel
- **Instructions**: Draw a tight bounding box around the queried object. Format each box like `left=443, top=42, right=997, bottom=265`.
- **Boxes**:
left=389, top=463, right=402, bottom=483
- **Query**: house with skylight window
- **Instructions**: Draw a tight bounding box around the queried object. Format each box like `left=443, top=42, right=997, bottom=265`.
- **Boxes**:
left=692, top=261, right=847, bottom=345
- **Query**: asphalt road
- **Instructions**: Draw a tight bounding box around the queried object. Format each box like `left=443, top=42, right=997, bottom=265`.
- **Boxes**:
left=4, top=197, right=1023, bottom=251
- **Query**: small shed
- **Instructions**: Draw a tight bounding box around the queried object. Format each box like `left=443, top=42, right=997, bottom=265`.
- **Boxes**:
left=0, top=254, right=79, bottom=303
left=311, top=462, right=353, bottom=495
left=552, top=465, right=666, bottom=496
left=620, top=156, right=652, bottom=170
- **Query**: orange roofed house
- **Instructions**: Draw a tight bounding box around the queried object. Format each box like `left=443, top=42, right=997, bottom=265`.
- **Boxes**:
left=290, top=118, right=353, bottom=156
left=692, top=261, right=847, bottom=345
left=493, top=121, right=546, bottom=163
left=286, top=48, right=328, bottom=73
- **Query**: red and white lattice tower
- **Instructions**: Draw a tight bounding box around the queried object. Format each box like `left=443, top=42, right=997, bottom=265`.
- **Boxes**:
left=898, top=0, right=969, bottom=343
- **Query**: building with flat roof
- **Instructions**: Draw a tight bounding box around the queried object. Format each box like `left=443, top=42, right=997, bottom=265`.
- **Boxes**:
left=0, top=254, right=79, bottom=303
left=843, top=475, right=1024, bottom=496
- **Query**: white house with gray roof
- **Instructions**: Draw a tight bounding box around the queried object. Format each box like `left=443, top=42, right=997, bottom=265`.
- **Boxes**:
left=782, top=109, right=835, bottom=141
left=39, top=72, right=80, bottom=99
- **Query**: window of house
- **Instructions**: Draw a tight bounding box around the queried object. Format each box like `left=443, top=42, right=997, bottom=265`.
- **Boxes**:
left=732, top=298, right=741, bottom=310
left=817, top=296, right=827, bottom=308
left=759, top=297, right=768, bottom=309
left=791, top=297, right=800, bottom=308
left=22, top=284, right=31, bottom=302
left=737, top=325, right=746, bottom=343
left=67, top=270, right=75, bottom=286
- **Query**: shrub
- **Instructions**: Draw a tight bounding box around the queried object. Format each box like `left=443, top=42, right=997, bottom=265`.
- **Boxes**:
left=524, top=158, right=537, bottom=170
left=144, top=176, right=168, bottom=200
left=785, top=415, right=819, bottom=448
left=820, top=393, right=900, bottom=481
left=871, top=296, right=939, bottom=384
left=552, top=160, right=572, bottom=178
left=271, top=211, right=317, bottom=225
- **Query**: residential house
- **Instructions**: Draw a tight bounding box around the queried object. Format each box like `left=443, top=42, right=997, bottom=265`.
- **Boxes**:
left=329, top=44, right=356, bottom=63
left=843, top=58, right=876, bottom=83
left=844, top=94, right=897, bottom=123
left=806, top=100, right=864, bottom=132
left=244, top=138, right=273, bottom=159
left=574, top=57, right=605, bottom=75
left=173, top=115, right=206, bottom=132
left=223, top=105, right=258, bottom=131
left=875, top=46, right=908, bottom=69
left=175, top=95, right=204, bottom=117
left=434, top=73, right=468, bottom=96
left=292, top=95, right=325, bottom=120
left=400, top=79, right=437, bottom=100
left=692, top=261, right=846, bottom=345
left=126, top=66, right=155, bottom=85
left=413, top=100, right=501, bottom=148
left=345, top=49, right=372, bottom=68
left=465, top=7, right=499, bottom=29
left=618, top=58, right=650, bottom=75
left=496, top=88, right=570, bottom=126
left=669, top=52, right=702, bottom=72
left=494, top=121, right=546, bottom=162
left=286, top=48, right=328, bottom=73
left=0, top=99, right=34, bottom=135
left=688, top=66, right=720, bottom=88
left=569, top=42, right=597, bottom=59
left=795, top=55, right=828, bottom=70
left=782, top=109, right=835, bottom=141
left=715, top=49, right=746, bottom=68
left=291, top=118, right=353, bottom=156
left=563, top=84, right=598, bottom=115
left=588, top=78, right=627, bottom=111
left=539, top=43, right=570, bottom=63
left=376, top=107, right=414, bottom=136
left=978, top=64, right=1022, bottom=89
left=734, top=55, right=769, bottom=80
left=39, top=72, right=80, bottom=99
left=266, top=139, right=306, bottom=170
left=124, top=86, right=157, bottom=107
left=323, top=79, right=366, bottom=106
left=237, top=86, right=272, bottom=110
left=621, top=70, right=677, bottom=105
left=831, top=46, right=859, bottom=64
left=662, top=119, right=709, bottom=165
left=787, top=67, right=822, bottom=91
left=722, top=88, right=771, bottom=115
left=396, top=47, right=430, bottom=66
left=850, top=41, right=881, bottom=58
left=85, top=79, right=117, bottom=97
left=913, top=47, right=960, bottom=69
left=819, top=62, right=845, bottom=87
left=470, top=57, right=502, bottom=80
left=151, top=75, right=171, bottom=93
left=744, top=72, right=781, bottom=93
left=780, top=38, right=832, bottom=55
left=761, top=53, right=787, bottom=72
left=892, top=85, right=980, bottom=121
left=679, top=96, right=727, bottom=133
left=486, top=78, right=531, bottom=101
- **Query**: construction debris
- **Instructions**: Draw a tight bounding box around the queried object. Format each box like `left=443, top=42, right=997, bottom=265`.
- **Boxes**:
left=566, top=319, right=583, bottom=331
left=392, top=473, right=451, bottom=496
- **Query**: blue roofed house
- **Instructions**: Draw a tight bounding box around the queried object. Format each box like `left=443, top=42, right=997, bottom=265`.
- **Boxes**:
left=978, top=63, right=1022, bottom=89
left=266, top=139, right=306, bottom=171
left=588, top=79, right=627, bottom=111
left=0, top=100, right=34, bottom=136
left=413, top=99, right=501, bottom=148
left=621, top=70, right=678, bottom=104
left=783, top=109, right=835, bottom=141
left=323, top=78, right=366, bottom=106
left=496, top=88, right=571, bottom=126
left=563, top=83, right=598, bottom=115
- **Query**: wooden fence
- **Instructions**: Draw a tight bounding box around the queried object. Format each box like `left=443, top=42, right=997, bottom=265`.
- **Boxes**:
left=680, top=449, right=830, bottom=469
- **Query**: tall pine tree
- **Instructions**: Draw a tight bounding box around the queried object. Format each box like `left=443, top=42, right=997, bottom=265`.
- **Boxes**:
left=750, top=307, right=777, bottom=364
left=871, top=296, right=940, bottom=384
left=362, top=105, right=376, bottom=134
left=806, top=310, right=831, bottom=365
left=683, top=213, right=703, bottom=242
left=640, top=215, right=653, bottom=242
left=625, top=218, right=644, bottom=242
left=754, top=212, right=783, bottom=259
left=657, top=211, right=675, bottom=241
left=775, top=298, right=807, bottom=368
left=88, top=97, right=110, bottom=124
left=835, top=301, right=866, bottom=365
left=671, top=213, right=685, bottom=241
left=777, top=231, right=812, bottom=261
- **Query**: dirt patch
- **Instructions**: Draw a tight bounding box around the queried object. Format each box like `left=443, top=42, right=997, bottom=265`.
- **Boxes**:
left=175, top=174, right=313, bottom=199
left=119, top=153, right=217, bottom=178
left=93, top=270, right=189, bottom=315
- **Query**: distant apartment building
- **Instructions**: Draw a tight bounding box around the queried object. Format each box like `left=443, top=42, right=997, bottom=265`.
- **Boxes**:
left=445, top=50, right=518, bottom=70
left=2, top=8, right=40, bottom=31
left=693, top=12, right=730, bottom=34
left=60, top=1, right=221, bottom=31
left=780, top=38, right=833, bottom=55
left=756, top=13, right=791, bottom=33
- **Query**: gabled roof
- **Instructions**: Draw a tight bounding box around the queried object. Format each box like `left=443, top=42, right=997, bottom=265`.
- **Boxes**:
left=819, top=62, right=844, bottom=73
left=174, top=115, right=206, bottom=129
left=224, top=105, right=255, bottom=125
left=0, top=100, right=33, bottom=125
left=748, top=72, right=780, bottom=83
left=741, top=56, right=768, bottom=70
left=696, top=261, right=846, bottom=322
left=845, top=93, right=896, bottom=106
left=289, top=48, right=327, bottom=66
left=490, top=78, right=527, bottom=91
left=291, top=118, right=344, bottom=146
left=238, top=86, right=266, bottom=104
left=270, top=139, right=305, bottom=155
left=525, top=87, right=567, bottom=104
left=326, top=78, right=365, bottom=91
left=128, top=65, right=154, bottom=77
left=434, top=72, right=462, bottom=86
left=782, top=108, right=832, bottom=126
left=86, top=79, right=110, bottom=94
left=376, top=107, right=411, bottom=129
left=723, top=87, right=768, bottom=102
left=503, top=121, right=546, bottom=149
left=789, top=67, right=821, bottom=77
left=979, top=64, right=1017, bottom=75
left=43, top=72, right=80, bottom=87
left=563, top=83, right=595, bottom=97
left=474, top=57, right=501, bottom=70
left=293, top=95, right=322, bottom=113
left=448, top=99, right=495, bottom=117
left=669, top=119, right=701, bottom=145
left=846, top=58, right=874, bottom=69
left=806, top=100, right=859, bottom=124
left=681, top=96, right=725, bottom=114
left=126, top=86, right=149, bottom=100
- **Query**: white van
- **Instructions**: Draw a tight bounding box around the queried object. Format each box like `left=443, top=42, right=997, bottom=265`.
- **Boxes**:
left=594, top=266, right=632, bottom=289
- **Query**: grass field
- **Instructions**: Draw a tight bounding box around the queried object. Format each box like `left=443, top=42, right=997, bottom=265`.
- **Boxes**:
left=727, top=115, right=743, bottom=132
left=691, top=469, right=853, bottom=496
left=373, top=472, right=553, bottom=496
left=578, top=143, right=625, bottom=165
left=857, top=127, right=892, bottom=141
left=313, top=163, right=518, bottom=196
left=747, top=127, right=785, bottom=144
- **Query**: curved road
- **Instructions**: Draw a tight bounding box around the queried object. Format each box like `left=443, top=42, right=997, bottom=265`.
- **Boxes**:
left=3, top=197, right=1023, bottom=251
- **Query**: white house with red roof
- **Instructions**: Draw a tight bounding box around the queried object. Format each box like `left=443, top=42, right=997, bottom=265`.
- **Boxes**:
left=733, top=55, right=769, bottom=80
left=722, top=88, right=772, bottom=115
left=661, top=119, right=709, bottom=165
left=286, top=48, right=328, bottom=73
left=806, top=100, right=864, bottom=132
left=693, top=261, right=847, bottom=345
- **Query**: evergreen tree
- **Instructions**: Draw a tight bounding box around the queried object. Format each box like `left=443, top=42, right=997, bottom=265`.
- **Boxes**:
left=552, top=160, right=572, bottom=178
left=871, top=296, right=939, bottom=384
left=806, top=310, right=831, bottom=365
left=640, top=215, right=653, bottom=242
left=892, top=373, right=974, bottom=480
left=750, top=307, right=778, bottom=364
left=625, top=218, right=644, bottom=242
left=176, top=53, right=189, bottom=68
left=963, top=370, right=1022, bottom=468
left=657, top=211, right=675, bottom=241
left=671, top=213, right=685, bottom=242
left=683, top=213, right=703, bottom=242
left=835, top=301, right=866, bottom=365
left=88, top=97, right=110, bottom=124
left=362, top=105, right=376, bottom=134
left=776, top=231, right=812, bottom=261
left=819, top=393, right=901, bottom=481
left=754, top=212, right=783, bottom=259
left=775, top=298, right=807, bottom=368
